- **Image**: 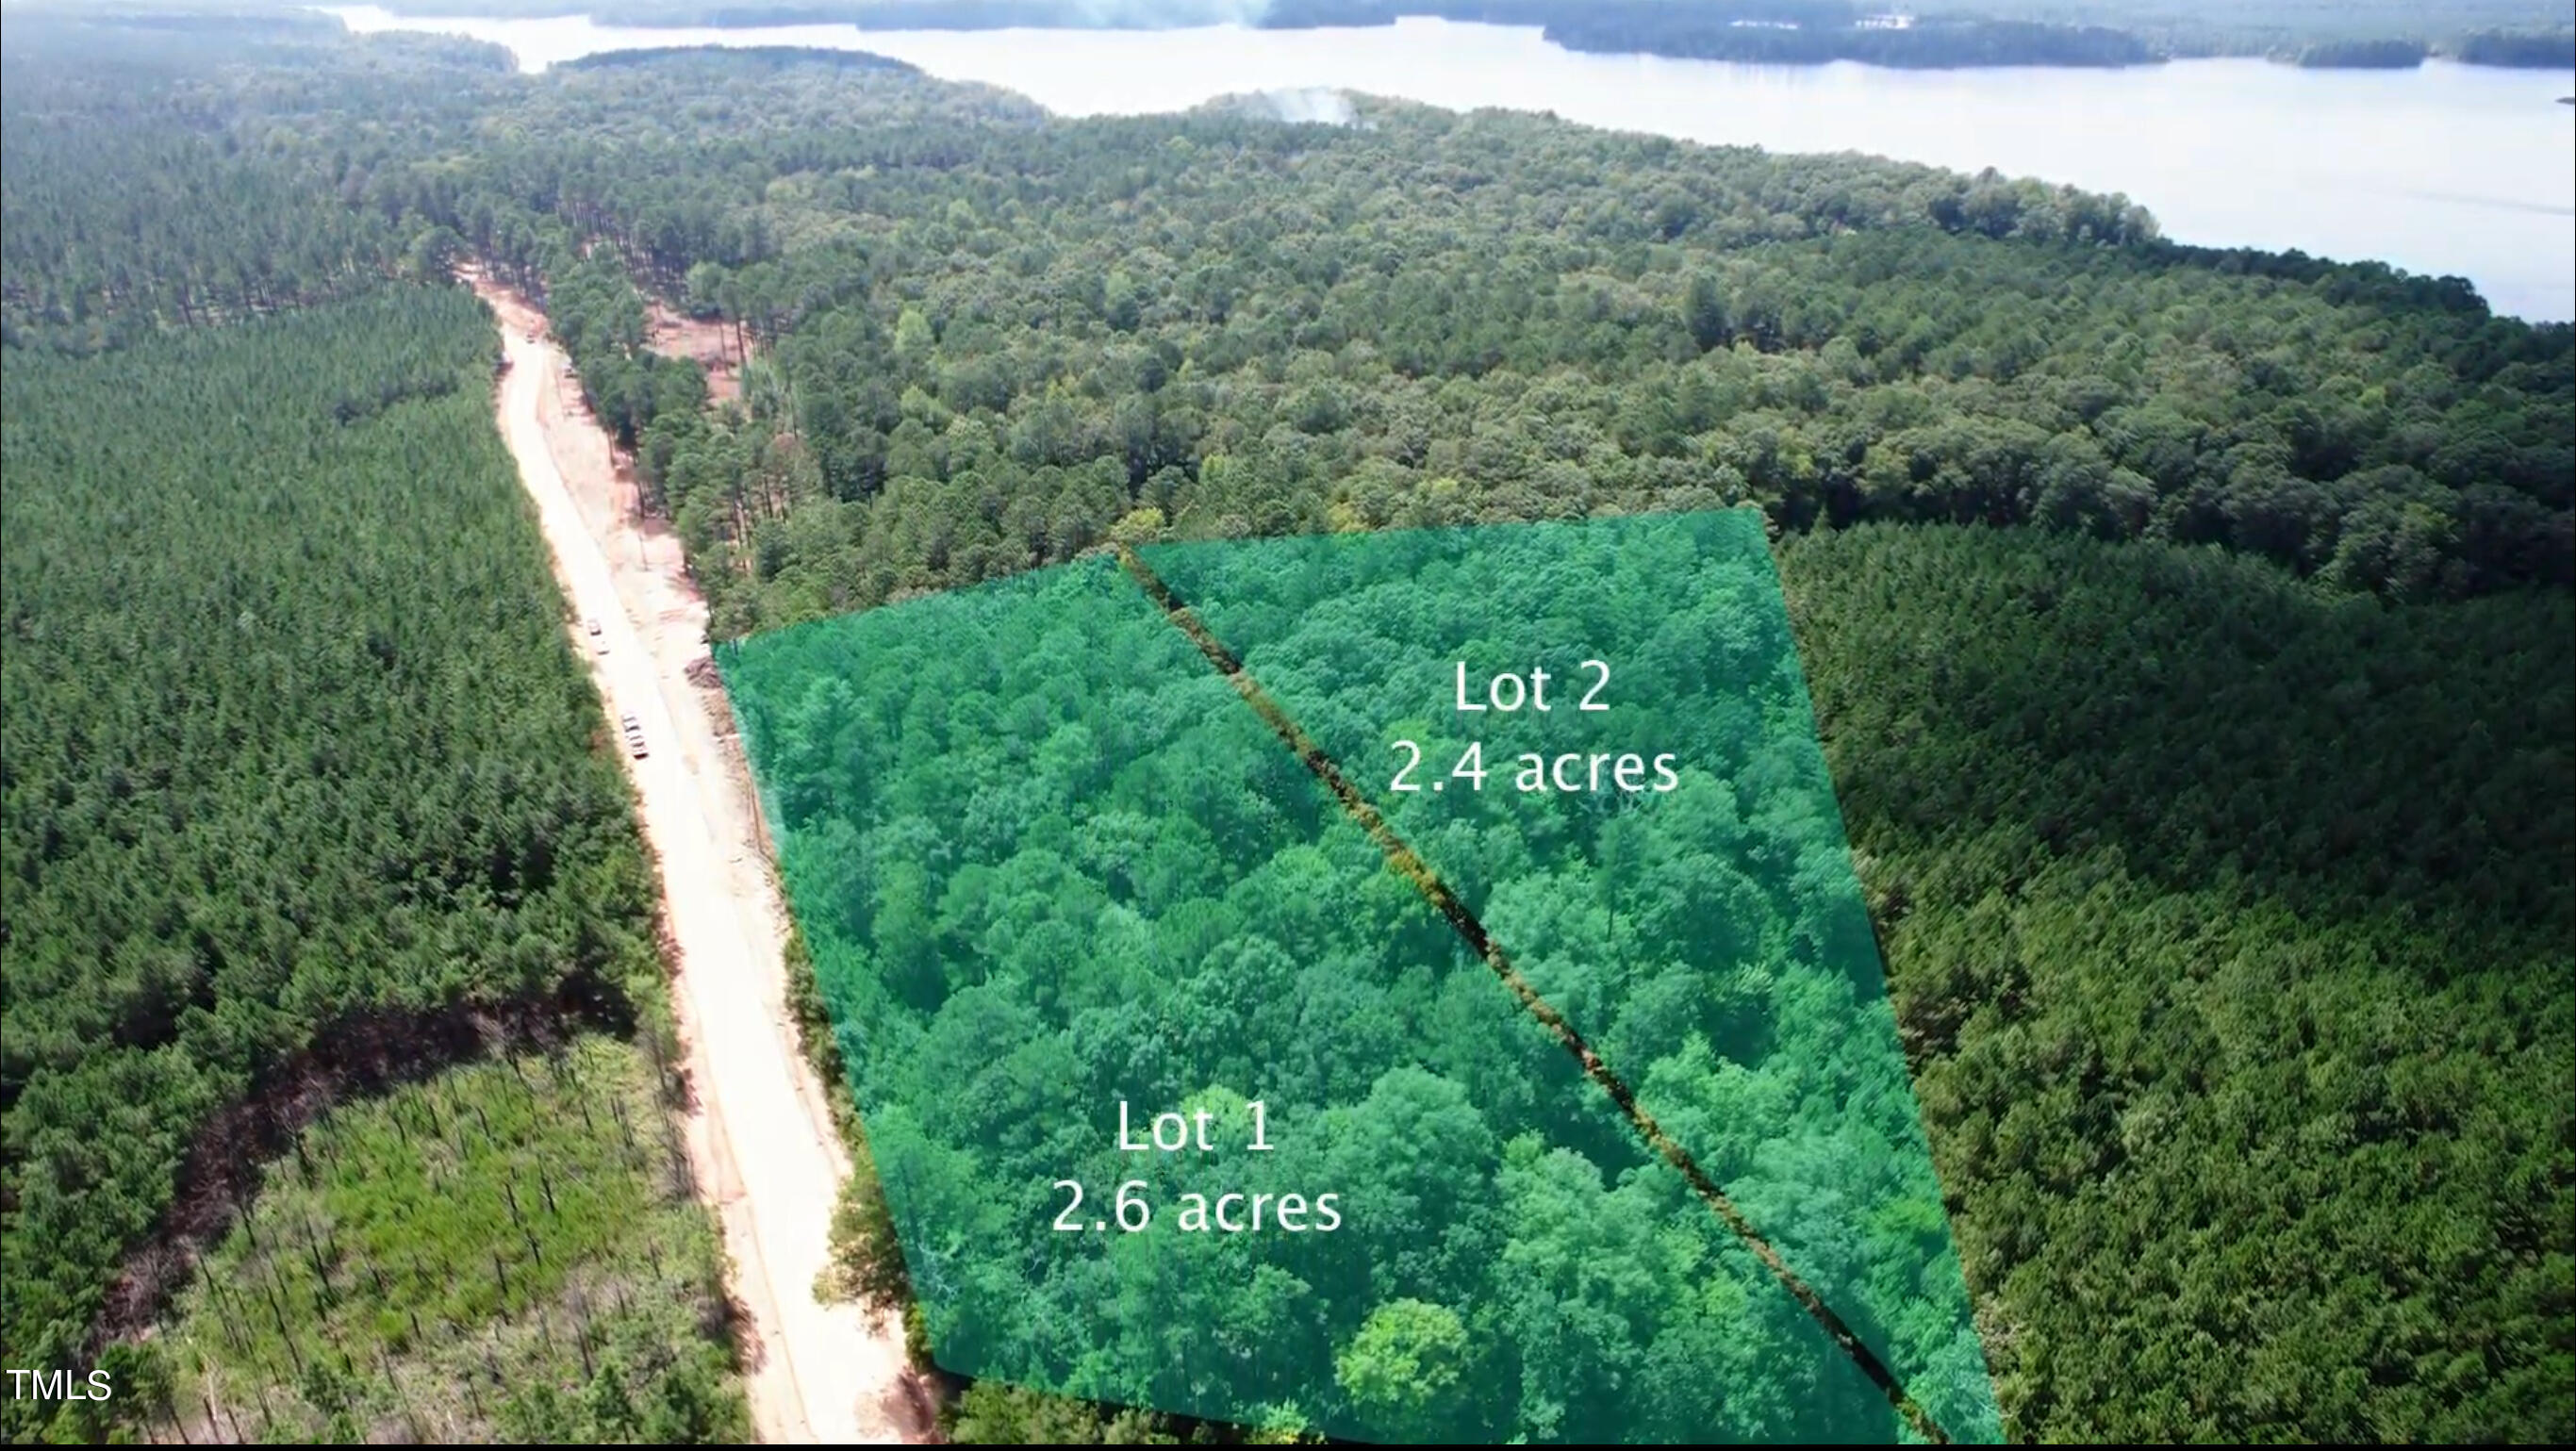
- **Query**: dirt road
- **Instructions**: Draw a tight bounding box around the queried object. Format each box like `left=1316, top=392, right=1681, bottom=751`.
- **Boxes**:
left=478, top=278, right=916, bottom=1444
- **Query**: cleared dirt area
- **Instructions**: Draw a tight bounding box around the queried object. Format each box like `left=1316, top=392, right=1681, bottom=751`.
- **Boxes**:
left=475, top=274, right=919, bottom=1444
left=650, top=301, right=746, bottom=404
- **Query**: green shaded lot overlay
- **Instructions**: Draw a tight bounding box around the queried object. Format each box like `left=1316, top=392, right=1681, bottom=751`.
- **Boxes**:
left=719, top=513, right=1998, bottom=1443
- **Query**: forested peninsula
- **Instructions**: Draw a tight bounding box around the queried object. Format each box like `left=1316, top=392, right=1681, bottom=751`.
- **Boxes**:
left=3, top=6, right=2570, bottom=1444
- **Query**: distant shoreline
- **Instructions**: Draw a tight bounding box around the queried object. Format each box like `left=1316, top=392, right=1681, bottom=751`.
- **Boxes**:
left=359, top=4, right=2576, bottom=74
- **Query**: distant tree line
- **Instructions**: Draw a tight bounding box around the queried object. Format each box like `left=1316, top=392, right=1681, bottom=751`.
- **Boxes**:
left=2455, top=26, right=2576, bottom=65
left=374, top=0, right=2576, bottom=68
left=2293, top=37, right=2429, bottom=68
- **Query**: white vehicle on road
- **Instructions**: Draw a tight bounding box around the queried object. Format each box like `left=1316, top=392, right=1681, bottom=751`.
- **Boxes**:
left=585, top=616, right=606, bottom=651
left=482, top=288, right=899, bottom=1442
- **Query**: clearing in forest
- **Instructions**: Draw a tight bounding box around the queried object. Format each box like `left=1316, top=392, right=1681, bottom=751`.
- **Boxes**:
left=155, top=1038, right=746, bottom=1444
left=647, top=301, right=745, bottom=404
left=718, top=512, right=1998, bottom=1443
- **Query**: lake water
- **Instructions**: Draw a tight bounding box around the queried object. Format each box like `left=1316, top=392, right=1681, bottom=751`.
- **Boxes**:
left=331, top=8, right=2576, bottom=321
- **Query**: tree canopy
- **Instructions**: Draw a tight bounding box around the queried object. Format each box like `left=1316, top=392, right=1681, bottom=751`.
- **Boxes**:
left=0, top=282, right=678, bottom=1410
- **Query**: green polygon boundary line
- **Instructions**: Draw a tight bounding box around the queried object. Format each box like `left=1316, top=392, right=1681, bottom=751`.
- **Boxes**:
left=718, top=518, right=1997, bottom=1443
left=1140, top=512, right=1999, bottom=1443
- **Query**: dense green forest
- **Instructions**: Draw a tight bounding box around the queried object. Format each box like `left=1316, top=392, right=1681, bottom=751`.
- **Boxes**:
left=438, top=41, right=2562, bottom=1443
left=722, top=516, right=2000, bottom=1442
left=1780, top=526, right=2572, bottom=1441
left=0, top=9, right=507, bottom=353
left=475, top=68, right=2568, bottom=638
left=0, top=22, right=751, bottom=1437
left=4, top=8, right=2571, bottom=1442
left=0, top=286, right=749, bottom=1440
left=23, top=29, right=2493, bottom=640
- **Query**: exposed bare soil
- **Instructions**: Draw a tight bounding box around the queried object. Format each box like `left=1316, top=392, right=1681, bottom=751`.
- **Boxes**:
left=649, top=301, right=746, bottom=404
left=474, top=272, right=920, bottom=1444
